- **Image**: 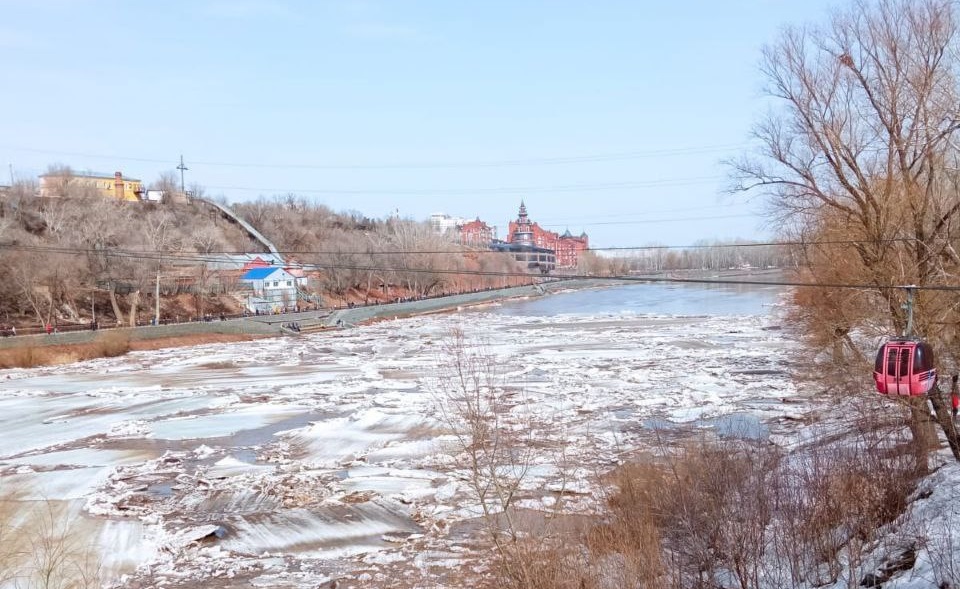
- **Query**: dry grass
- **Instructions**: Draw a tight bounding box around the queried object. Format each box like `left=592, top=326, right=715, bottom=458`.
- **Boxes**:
left=0, top=332, right=259, bottom=369
left=0, top=332, right=131, bottom=369
left=0, top=345, right=40, bottom=369
left=88, top=330, right=130, bottom=358
left=128, top=333, right=258, bottom=352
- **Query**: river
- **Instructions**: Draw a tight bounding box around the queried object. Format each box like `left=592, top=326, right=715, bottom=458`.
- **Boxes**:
left=0, top=282, right=798, bottom=588
left=492, top=281, right=783, bottom=316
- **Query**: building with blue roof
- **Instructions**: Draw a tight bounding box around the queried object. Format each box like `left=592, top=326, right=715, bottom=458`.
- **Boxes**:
left=240, top=267, right=298, bottom=313
left=242, top=267, right=284, bottom=281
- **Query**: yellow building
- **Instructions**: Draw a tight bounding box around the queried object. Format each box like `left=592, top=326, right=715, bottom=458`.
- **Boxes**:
left=39, top=170, right=143, bottom=202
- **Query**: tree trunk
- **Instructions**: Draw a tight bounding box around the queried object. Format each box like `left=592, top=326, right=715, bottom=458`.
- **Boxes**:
left=907, top=397, right=937, bottom=475
left=928, top=377, right=960, bottom=463
left=127, top=290, right=140, bottom=327
left=108, top=285, right=125, bottom=326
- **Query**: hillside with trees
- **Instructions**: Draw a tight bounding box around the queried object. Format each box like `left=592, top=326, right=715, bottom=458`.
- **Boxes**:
left=0, top=171, right=260, bottom=328
left=0, top=177, right=534, bottom=330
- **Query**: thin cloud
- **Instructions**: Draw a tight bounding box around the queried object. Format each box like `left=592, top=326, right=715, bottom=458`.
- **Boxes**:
left=200, top=0, right=293, bottom=20
left=343, top=22, right=420, bottom=41
left=0, top=28, right=36, bottom=49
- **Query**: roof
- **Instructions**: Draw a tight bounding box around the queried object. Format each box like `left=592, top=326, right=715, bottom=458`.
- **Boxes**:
left=459, top=219, right=490, bottom=230
left=39, top=170, right=142, bottom=182
left=205, top=253, right=285, bottom=270
left=241, top=267, right=286, bottom=280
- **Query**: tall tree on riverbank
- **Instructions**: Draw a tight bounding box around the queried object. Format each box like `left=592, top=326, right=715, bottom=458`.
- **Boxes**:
left=731, top=0, right=960, bottom=467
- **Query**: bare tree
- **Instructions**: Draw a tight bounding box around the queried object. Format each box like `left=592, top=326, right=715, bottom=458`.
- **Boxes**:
left=149, top=170, right=181, bottom=204
left=730, top=0, right=960, bottom=468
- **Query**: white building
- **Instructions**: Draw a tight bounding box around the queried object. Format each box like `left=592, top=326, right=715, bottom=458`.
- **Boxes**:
left=429, top=212, right=468, bottom=235
left=240, top=267, right=298, bottom=313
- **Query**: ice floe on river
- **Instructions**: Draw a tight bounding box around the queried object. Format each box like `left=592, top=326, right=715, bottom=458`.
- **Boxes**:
left=0, top=297, right=805, bottom=587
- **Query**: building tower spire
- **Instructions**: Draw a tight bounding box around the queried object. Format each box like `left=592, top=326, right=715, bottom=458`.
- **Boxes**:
left=513, top=200, right=534, bottom=246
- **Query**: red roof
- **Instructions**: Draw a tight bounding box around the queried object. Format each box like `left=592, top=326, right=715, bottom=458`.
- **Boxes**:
left=241, top=257, right=271, bottom=272
left=460, top=219, right=490, bottom=231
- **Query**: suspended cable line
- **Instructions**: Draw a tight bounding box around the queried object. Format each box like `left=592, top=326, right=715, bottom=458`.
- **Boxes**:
left=1, top=143, right=747, bottom=170
left=543, top=213, right=755, bottom=227
left=203, top=176, right=723, bottom=196
left=0, top=235, right=942, bottom=258
left=3, top=243, right=959, bottom=292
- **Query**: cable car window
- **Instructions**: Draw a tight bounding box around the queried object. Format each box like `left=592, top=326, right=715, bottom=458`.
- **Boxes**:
left=898, top=347, right=911, bottom=377
left=914, top=345, right=926, bottom=372
left=886, top=347, right=899, bottom=376
left=875, top=347, right=885, bottom=372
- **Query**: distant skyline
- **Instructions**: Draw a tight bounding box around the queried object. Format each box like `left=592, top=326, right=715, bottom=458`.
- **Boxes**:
left=0, top=0, right=838, bottom=248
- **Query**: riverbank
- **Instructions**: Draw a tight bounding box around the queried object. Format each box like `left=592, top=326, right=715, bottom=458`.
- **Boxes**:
left=0, top=279, right=617, bottom=368
left=0, top=332, right=264, bottom=369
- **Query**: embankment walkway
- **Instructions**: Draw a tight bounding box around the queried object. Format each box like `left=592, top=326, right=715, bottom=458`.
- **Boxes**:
left=0, top=279, right=613, bottom=350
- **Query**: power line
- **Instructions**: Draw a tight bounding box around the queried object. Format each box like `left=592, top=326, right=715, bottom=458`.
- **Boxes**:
left=536, top=203, right=743, bottom=224
left=190, top=145, right=745, bottom=169
left=0, top=236, right=934, bottom=258
left=203, top=176, right=724, bottom=196
left=3, top=242, right=959, bottom=292
left=543, top=213, right=755, bottom=227
left=0, top=143, right=747, bottom=171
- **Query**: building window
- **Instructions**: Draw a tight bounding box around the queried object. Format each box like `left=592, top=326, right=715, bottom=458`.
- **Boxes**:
left=286, top=280, right=292, bottom=286
left=272, top=281, right=279, bottom=287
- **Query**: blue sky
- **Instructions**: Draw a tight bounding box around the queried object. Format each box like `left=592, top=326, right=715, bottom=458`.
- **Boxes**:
left=0, top=0, right=837, bottom=248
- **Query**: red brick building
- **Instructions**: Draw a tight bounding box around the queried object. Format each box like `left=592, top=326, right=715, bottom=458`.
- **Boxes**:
left=555, top=229, right=589, bottom=268
left=505, top=201, right=588, bottom=269
left=458, top=218, right=494, bottom=246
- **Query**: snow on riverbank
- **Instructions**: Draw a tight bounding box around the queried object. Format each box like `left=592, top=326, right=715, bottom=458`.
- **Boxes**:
left=0, top=306, right=802, bottom=587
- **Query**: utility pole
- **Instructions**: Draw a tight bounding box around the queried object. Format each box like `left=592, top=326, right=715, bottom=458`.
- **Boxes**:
left=176, top=155, right=188, bottom=197
left=155, top=266, right=161, bottom=326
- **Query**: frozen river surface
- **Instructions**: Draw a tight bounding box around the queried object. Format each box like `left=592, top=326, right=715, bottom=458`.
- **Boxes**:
left=0, top=283, right=800, bottom=588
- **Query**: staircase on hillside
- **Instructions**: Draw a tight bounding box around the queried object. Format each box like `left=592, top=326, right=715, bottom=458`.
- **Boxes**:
left=296, top=287, right=323, bottom=306
left=194, top=197, right=283, bottom=259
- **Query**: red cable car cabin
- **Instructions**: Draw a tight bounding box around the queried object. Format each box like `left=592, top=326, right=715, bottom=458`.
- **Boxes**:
left=873, top=339, right=937, bottom=396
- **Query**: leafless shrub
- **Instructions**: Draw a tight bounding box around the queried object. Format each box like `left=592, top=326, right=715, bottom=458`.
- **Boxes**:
left=585, top=461, right=666, bottom=587
left=0, top=495, right=103, bottom=588
left=775, top=434, right=916, bottom=587
left=432, top=328, right=589, bottom=589
left=467, top=422, right=920, bottom=589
